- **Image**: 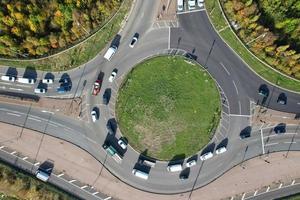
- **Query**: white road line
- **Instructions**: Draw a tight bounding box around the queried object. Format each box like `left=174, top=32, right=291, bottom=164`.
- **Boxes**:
left=168, top=27, right=170, bottom=49
left=177, top=9, right=205, bottom=15
left=232, top=80, right=239, bottom=95
left=0, top=86, right=6, bottom=89
left=241, top=193, right=246, bottom=200
left=6, top=112, right=21, bottom=117
left=264, top=142, right=278, bottom=147
left=48, top=123, right=58, bottom=128
left=0, top=82, right=13, bottom=85
left=69, top=179, right=76, bottom=183
left=292, top=180, right=295, bottom=185
left=238, top=101, right=242, bottom=115
left=253, top=190, right=258, bottom=196
left=57, top=173, right=64, bottom=177
left=10, top=151, right=16, bottom=155
left=266, top=186, right=270, bottom=192
left=0, top=146, right=4, bottom=149
left=15, top=84, right=31, bottom=88
left=229, top=114, right=251, bottom=117
left=284, top=141, right=296, bottom=144
left=81, top=185, right=88, bottom=189
left=41, top=110, right=54, bottom=114
left=297, top=102, right=300, bottom=105
left=92, top=192, right=99, bottom=195
left=219, top=62, right=230, bottom=75
left=279, top=183, right=283, bottom=188
left=22, top=157, right=28, bottom=160
left=9, top=87, right=23, bottom=91
left=104, top=197, right=111, bottom=200
left=34, top=162, right=40, bottom=166
left=28, top=117, right=41, bottom=122
left=260, top=129, right=265, bottom=154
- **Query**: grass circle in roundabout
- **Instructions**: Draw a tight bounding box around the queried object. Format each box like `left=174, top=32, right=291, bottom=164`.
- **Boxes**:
left=116, top=56, right=221, bottom=160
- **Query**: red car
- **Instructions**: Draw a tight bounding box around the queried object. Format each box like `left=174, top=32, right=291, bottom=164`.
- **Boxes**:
left=92, top=80, right=102, bottom=95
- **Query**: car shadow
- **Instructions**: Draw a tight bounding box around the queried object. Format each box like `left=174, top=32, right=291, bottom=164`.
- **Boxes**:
left=44, top=72, right=55, bottom=80
left=6, top=67, right=18, bottom=77
left=38, top=159, right=54, bottom=175
left=23, top=67, right=37, bottom=79
left=216, top=138, right=228, bottom=149
left=240, top=126, right=252, bottom=139
left=201, top=142, right=215, bottom=155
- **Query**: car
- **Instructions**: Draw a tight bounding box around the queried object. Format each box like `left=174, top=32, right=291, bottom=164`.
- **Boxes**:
left=103, top=88, right=111, bottom=105
left=258, top=85, right=269, bottom=97
left=129, top=33, right=139, bottom=48
left=215, top=147, right=227, bottom=155
left=277, top=93, right=287, bottom=105
left=91, top=109, right=98, bottom=122
left=199, top=152, right=213, bottom=161
left=42, top=78, right=54, bottom=84
left=274, top=123, right=286, bottom=134
left=109, top=69, right=117, bottom=83
left=197, top=0, right=204, bottom=7
left=34, top=88, right=47, bottom=94
left=118, top=138, right=127, bottom=149
left=106, top=119, right=116, bottom=134
left=186, top=160, right=197, bottom=167
left=57, top=83, right=71, bottom=93
left=188, top=0, right=196, bottom=10
left=92, top=80, right=102, bottom=95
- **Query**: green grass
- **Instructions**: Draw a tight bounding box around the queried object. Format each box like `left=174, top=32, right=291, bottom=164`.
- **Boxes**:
left=0, top=0, right=132, bottom=72
left=205, top=0, right=300, bottom=92
left=116, top=56, right=221, bottom=160
left=279, top=193, right=300, bottom=200
left=0, top=161, right=77, bottom=200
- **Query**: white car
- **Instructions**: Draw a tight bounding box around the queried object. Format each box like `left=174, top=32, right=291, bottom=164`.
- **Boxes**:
left=118, top=138, right=127, bottom=149
left=34, top=88, right=46, bottom=94
left=188, top=0, right=196, bottom=10
left=186, top=160, right=197, bottom=168
left=199, top=152, right=213, bottom=161
left=129, top=33, right=139, bottom=48
left=91, top=110, right=98, bottom=122
left=42, top=78, right=54, bottom=84
left=109, top=70, right=117, bottom=83
left=215, top=147, right=227, bottom=155
left=198, top=0, right=204, bottom=7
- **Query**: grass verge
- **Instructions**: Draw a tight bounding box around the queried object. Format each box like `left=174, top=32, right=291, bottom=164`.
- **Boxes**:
left=205, top=0, right=300, bottom=92
left=0, top=0, right=132, bottom=72
left=0, top=161, right=77, bottom=200
left=116, top=56, right=221, bottom=160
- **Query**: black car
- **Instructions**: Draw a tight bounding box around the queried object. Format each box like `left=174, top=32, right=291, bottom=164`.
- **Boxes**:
left=240, top=126, right=252, bottom=139
left=103, top=88, right=111, bottom=105
left=277, top=93, right=287, bottom=105
left=274, top=123, right=286, bottom=134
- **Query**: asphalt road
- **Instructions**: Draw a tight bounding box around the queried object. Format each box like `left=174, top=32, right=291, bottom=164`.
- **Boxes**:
left=0, top=0, right=300, bottom=198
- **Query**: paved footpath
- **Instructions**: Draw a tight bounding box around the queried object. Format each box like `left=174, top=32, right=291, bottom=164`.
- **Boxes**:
left=0, top=122, right=300, bottom=200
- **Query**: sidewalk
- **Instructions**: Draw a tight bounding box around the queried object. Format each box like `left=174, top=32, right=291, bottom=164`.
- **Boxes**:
left=0, top=122, right=300, bottom=200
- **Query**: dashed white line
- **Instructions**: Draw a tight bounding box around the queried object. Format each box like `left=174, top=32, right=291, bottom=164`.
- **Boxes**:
left=168, top=27, right=170, bottom=49
left=92, top=192, right=99, bottom=195
left=264, top=142, right=278, bottom=147
left=253, top=190, right=258, bottom=196
left=69, top=179, right=76, bottom=183
left=260, top=130, right=265, bottom=154
left=57, top=173, right=64, bottom=177
left=41, top=110, right=54, bottom=114
left=284, top=141, right=296, bottom=144
left=0, top=146, right=4, bottom=149
left=232, top=80, right=239, bottom=95
left=266, top=186, right=270, bottom=192
left=220, top=62, right=230, bottom=75
left=34, top=162, right=40, bottom=166
left=6, top=112, right=21, bottom=117
left=28, top=117, right=41, bottom=122
left=241, top=193, right=246, bottom=200
left=291, top=180, right=295, bottom=185
left=279, top=183, right=283, bottom=188
left=22, top=157, right=28, bottom=160
left=9, top=87, right=23, bottom=91
left=104, top=197, right=111, bottom=200
left=238, top=101, right=242, bottom=115
left=10, top=151, right=16, bottom=155
left=177, top=9, right=205, bottom=15
left=81, top=185, right=88, bottom=189
left=229, top=114, right=251, bottom=117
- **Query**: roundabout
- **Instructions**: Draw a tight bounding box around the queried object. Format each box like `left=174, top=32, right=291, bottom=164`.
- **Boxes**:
left=116, top=56, right=221, bottom=160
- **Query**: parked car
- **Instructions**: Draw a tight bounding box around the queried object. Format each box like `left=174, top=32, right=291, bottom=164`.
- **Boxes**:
left=199, top=152, right=213, bottom=161
left=186, top=160, right=197, bottom=167
left=91, top=108, right=99, bottom=122
left=118, top=137, right=127, bottom=149
left=34, top=88, right=47, bottom=94
left=197, top=0, right=204, bottom=7
left=277, top=93, right=287, bottom=105
left=109, top=69, right=118, bottom=83
left=103, top=88, right=111, bottom=105
left=92, top=80, right=102, bottom=95
left=188, top=0, right=196, bottom=10
left=129, top=33, right=139, bottom=48
left=42, top=78, right=54, bottom=84
left=215, top=147, right=227, bottom=155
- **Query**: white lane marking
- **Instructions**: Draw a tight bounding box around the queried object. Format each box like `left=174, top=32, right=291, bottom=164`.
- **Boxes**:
left=266, top=186, right=270, bottom=192
left=10, top=151, right=16, bottom=155
left=238, top=101, right=242, bottom=115
left=69, top=179, right=76, bottom=183
left=220, top=62, right=230, bottom=75
left=254, top=190, right=258, bottom=196
left=297, top=102, right=300, bottom=105
left=292, top=180, right=295, bottom=185
left=104, top=197, right=111, bottom=200
left=177, top=9, right=206, bottom=15
left=48, top=123, right=58, bottom=128
left=41, top=110, right=54, bottom=114
left=260, top=129, right=265, bottom=154
left=229, top=114, right=250, bottom=117
left=15, top=84, right=31, bottom=88
left=57, top=173, right=64, bottom=177
left=168, top=27, right=170, bottom=49
left=6, top=112, right=21, bottom=117
left=241, top=193, right=246, bottom=200
left=232, top=80, right=239, bottom=95
left=284, top=141, right=296, bottom=144
left=34, top=162, right=40, bottom=166
left=93, top=192, right=99, bottom=195
left=28, top=117, right=41, bottom=122
left=265, top=143, right=278, bottom=147
left=0, top=146, right=4, bottom=149
left=81, top=185, right=88, bottom=189
left=279, top=183, right=283, bottom=188
left=0, top=86, right=5, bottom=89
left=0, top=82, right=13, bottom=85
left=9, top=88, right=23, bottom=91
left=22, top=157, right=28, bottom=160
